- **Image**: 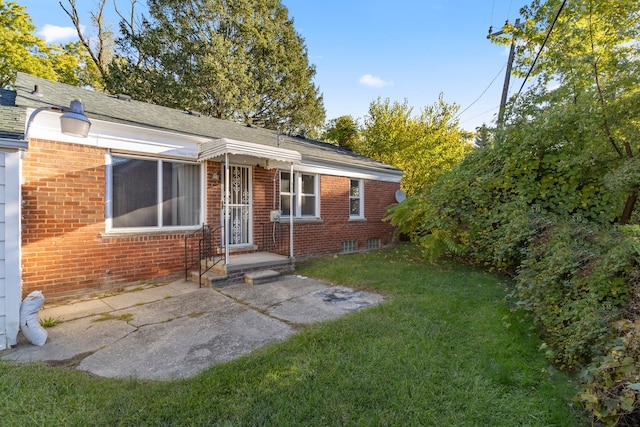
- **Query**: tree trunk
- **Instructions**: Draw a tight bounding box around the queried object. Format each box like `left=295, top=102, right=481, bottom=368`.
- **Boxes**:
left=620, top=191, right=638, bottom=225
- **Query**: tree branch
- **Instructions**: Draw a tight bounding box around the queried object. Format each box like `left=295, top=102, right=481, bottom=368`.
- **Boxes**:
left=588, top=3, right=624, bottom=158
left=59, top=0, right=109, bottom=81
left=113, top=0, right=142, bottom=65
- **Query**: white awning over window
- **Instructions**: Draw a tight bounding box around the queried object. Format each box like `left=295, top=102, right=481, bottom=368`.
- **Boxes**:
left=198, top=138, right=301, bottom=169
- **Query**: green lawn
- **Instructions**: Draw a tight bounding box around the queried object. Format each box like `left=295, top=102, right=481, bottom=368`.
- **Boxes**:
left=0, top=244, right=585, bottom=426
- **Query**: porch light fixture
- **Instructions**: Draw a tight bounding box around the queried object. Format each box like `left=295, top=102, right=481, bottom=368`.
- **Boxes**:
left=25, top=99, right=92, bottom=139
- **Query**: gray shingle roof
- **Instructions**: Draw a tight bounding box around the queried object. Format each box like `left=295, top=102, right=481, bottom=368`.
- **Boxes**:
left=11, top=73, right=401, bottom=175
left=0, top=88, right=25, bottom=139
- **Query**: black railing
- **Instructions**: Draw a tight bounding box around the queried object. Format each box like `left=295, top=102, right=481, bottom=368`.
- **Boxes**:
left=184, top=224, right=224, bottom=287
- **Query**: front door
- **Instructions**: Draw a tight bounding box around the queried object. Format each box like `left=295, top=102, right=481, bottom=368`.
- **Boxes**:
left=223, top=165, right=252, bottom=246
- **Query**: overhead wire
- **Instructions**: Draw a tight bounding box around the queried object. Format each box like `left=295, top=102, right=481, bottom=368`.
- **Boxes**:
left=515, top=0, right=567, bottom=97
left=459, top=106, right=500, bottom=125
left=458, top=0, right=510, bottom=127
left=460, top=1, right=531, bottom=128
left=456, top=63, right=506, bottom=120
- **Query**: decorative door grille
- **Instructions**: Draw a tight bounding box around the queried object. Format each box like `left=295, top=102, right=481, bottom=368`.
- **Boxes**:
left=223, top=166, right=252, bottom=245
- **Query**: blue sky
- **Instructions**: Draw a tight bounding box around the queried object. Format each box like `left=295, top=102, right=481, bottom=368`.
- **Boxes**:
left=19, top=0, right=530, bottom=132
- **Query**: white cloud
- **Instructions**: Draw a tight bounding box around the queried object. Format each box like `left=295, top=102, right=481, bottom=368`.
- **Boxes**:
left=39, top=24, right=82, bottom=43
left=358, top=74, right=392, bottom=88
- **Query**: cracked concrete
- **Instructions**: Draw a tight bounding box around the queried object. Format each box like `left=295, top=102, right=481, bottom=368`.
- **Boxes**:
left=1, top=275, right=383, bottom=380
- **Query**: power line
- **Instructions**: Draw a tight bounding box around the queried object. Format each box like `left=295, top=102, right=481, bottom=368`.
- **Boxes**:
left=488, top=18, right=522, bottom=127
left=456, top=63, right=506, bottom=119
left=460, top=105, right=500, bottom=125
left=516, top=0, right=567, bottom=97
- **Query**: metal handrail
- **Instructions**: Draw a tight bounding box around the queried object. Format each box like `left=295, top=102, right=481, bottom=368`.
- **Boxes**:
left=184, top=224, right=224, bottom=287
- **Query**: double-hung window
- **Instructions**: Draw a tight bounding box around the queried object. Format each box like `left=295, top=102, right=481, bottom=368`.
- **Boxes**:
left=349, top=179, right=364, bottom=219
left=280, top=171, right=319, bottom=218
left=110, top=155, right=201, bottom=229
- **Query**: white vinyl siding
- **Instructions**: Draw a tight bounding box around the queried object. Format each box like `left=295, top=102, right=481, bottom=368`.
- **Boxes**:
left=0, top=151, right=22, bottom=350
left=0, top=152, right=6, bottom=349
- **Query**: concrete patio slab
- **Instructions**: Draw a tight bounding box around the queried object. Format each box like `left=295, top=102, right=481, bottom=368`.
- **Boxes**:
left=100, top=283, right=189, bottom=311
left=39, top=298, right=112, bottom=323
left=0, top=275, right=384, bottom=380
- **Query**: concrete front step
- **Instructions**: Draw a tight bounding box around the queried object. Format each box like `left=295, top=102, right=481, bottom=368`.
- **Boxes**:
left=190, top=270, right=228, bottom=287
left=244, top=269, right=281, bottom=286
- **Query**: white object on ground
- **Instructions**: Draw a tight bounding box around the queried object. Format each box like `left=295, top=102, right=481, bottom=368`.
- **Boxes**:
left=19, top=291, right=48, bottom=346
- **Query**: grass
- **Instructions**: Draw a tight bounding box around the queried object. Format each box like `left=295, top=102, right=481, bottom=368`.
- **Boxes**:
left=39, top=317, right=62, bottom=328
left=0, top=244, right=585, bottom=426
left=91, top=313, right=133, bottom=323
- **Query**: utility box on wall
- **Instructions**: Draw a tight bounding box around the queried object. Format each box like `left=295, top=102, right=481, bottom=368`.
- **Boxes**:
left=270, top=210, right=282, bottom=222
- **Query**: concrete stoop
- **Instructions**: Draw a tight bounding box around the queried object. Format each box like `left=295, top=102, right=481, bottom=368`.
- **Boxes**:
left=190, top=270, right=228, bottom=287
left=244, top=269, right=280, bottom=285
left=188, top=252, right=293, bottom=286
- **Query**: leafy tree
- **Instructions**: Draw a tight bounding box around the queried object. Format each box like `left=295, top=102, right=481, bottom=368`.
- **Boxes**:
left=321, top=115, right=360, bottom=150
left=503, top=0, right=640, bottom=223
left=386, top=1, right=640, bottom=423
left=0, top=0, right=98, bottom=88
left=96, top=0, right=324, bottom=135
left=48, top=40, right=103, bottom=88
left=400, top=0, right=640, bottom=258
left=0, top=0, right=54, bottom=87
left=474, top=123, right=493, bottom=148
left=360, top=96, right=473, bottom=195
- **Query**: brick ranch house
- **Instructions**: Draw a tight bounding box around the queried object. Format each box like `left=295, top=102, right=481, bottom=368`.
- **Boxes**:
left=0, top=72, right=403, bottom=349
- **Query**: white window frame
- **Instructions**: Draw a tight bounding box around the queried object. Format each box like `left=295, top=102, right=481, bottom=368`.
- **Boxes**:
left=349, top=178, right=364, bottom=219
left=280, top=171, right=320, bottom=219
left=106, top=152, right=204, bottom=232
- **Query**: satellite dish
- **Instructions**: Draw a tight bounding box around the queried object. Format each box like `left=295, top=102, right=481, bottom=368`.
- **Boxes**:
left=395, top=190, right=406, bottom=203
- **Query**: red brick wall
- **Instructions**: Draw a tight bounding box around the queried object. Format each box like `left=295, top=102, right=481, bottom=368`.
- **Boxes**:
left=253, top=167, right=279, bottom=250
left=22, top=140, right=191, bottom=301
left=21, top=141, right=398, bottom=301
left=289, top=175, right=398, bottom=258
left=205, top=161, right=222, bottom=224
left=250, top=172, right=398, bottom=258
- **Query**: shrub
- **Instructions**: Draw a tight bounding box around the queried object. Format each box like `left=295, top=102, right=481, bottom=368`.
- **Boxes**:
left=515, top=221, right=638, bottom=370
left=577, top=319, right=640, bottom=426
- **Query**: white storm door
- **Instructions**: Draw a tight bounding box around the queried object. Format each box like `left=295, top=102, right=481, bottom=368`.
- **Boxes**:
left=225, top=165, right=252, bottom=246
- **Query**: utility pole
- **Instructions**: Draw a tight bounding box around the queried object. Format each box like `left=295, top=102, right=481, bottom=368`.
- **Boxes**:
left=487, top=18, right=521, bottom=128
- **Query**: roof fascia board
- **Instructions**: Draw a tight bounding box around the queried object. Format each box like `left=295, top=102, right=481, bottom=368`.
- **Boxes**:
left=298, top=157, right=403, bottom=183
left=25, top=108, right=202, bottom=159
left=0, top=139, right=28, bottom=150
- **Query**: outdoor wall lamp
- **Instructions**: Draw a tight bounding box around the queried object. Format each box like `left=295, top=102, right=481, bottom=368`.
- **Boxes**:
left=25, top=99, right=92, bottom=139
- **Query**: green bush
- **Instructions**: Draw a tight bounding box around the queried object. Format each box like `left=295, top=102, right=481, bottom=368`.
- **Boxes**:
left=384, top=131, right=640, bottom=424
left=515, top=221, right=637, bottom=369
left=577, top=319, right=640, bottom=426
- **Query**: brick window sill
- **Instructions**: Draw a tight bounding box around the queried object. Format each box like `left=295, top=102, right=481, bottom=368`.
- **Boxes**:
left=278, top=218, right=324, bottom=224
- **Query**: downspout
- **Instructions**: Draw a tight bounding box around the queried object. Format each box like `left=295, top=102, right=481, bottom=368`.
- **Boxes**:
left=224, top=153, right=230, bottom=266
left=289, top=163, right=294, bottom=260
